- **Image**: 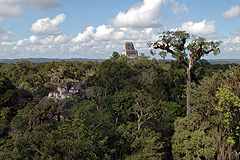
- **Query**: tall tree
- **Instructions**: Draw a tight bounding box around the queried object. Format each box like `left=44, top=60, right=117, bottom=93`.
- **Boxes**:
left=149, top=31, right=222, bottom=115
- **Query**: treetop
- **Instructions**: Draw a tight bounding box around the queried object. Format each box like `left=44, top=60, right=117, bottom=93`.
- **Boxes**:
left=149, top=30, right=222, bottom=68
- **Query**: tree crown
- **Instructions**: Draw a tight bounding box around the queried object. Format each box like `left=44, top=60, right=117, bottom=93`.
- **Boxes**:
left=149, top=31, right=222, bottom=67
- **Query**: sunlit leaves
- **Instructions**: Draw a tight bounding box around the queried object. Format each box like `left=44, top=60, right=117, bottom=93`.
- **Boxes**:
left=216, top=86, right=240, bottom=144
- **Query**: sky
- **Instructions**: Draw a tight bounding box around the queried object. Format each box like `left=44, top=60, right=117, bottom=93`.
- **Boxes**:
left=0, top=0, right=240, bottom=59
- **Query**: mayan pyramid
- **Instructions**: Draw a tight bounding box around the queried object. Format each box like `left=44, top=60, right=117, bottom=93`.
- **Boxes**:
left=122, top=42, right=139, bottom=58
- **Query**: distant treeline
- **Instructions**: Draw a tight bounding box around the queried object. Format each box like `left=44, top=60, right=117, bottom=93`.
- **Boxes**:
left=0, top=58, right=105, bottom=63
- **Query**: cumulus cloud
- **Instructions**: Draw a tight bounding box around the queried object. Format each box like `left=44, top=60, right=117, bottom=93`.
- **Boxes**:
left=0, top=24, right=160, bottom=59
left=53, top=34, right=72, bottom=44
left=221, top=36, right=240, bottom=56
left=72, top=25, right=158, bottom=43
left=222, top=5, right=240, bottom=19
left=171, top=0, right=189, bottom=13
left=20, top=34, right=71, bottom=46
left=16, top=38, right=29, bottom=46
left=224, top=36, right=240, bottom=45
left=30, top=13, right=66, bottom=35
left=95, top=25, right=114, bottom=40
left=180, top=19, right=217, bottom=35
left=0, top=33, right=73, bottom=58
left=0, top=0, right=62, bottom=21
left=71, top=26, right=95, bottom=43
left=41, top=35, right=72, bottom=44
left=109, top=0, right=167, bottom=28
left=29, top=35, right=40, bottom=44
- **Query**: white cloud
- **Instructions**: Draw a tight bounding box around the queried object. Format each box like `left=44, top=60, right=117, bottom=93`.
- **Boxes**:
left=171, top=0, right=189, bottom=13
left=180, top=19, right=217, bottom=35
left=30, top=13, right=66, bottom=35
left=95, top=25, right=114, bottom=40
left=72, top=25, right=159, bottom=43
left=224, top=36, right=240, bottom=44
left=0, top=0, right=62, bottom=21
left=0, top=24, right=160, bottom=59
left=16, top=38, right=29, bottom=46
left=13, top=33, right=71, bottom=48
left=231, top=36, right=240, bottom=44
left=71, top=26, right=95, bottom=43
left=221, top=36, right=240, bottom=56
left=29, top=35, right=40, bottom=44
left=109, top=0, right=167, bottom=28
left=41, top=35, right=71, bottom=44
left=222, top=5, right=240, bottom=19
left=69, top=45, right=81, bottom=52
left=53, top=34, right=72, bottom=44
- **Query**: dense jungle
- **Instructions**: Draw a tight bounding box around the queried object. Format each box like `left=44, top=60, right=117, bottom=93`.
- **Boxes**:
left=0, top=52, right=239, bottom=159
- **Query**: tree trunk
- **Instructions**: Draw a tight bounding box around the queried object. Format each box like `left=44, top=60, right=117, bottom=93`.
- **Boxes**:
left=186, top=64, right=192, bottom=115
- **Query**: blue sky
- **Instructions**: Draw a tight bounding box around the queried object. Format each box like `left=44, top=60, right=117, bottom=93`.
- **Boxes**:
left=0, top=0, right=240, bottom=59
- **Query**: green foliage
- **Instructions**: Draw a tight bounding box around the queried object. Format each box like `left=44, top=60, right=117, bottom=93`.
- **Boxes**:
left=172, top=65, right=240, bottom=159
left=172, top=125, right=216, bottom=160
left=149, top=30, right=222, bottom=63
left=187, top=36, right=222, bottom=56
left=192, top=59, right=213, bottom=84
left=1, top=56, right=238, bottom=159
left=0, top=75, right=14, bottom=94
left=121, top=127, right=165, bottom=160
left=111, top=51, right=120, bottom=59
left=150, top=60, right=186, bottom=103
left=1, top=116, right=108, bottom=159
left=150, top=30, right=222, bottom=115
left=88, top=59, right=138, bottom=95
left=0, top=88, right=33, bottom=110
left=149, top=31, right=190, bottom=60
left=216, top=86, right=240, bottom=145
left=0, top=60, right=97, bottom=93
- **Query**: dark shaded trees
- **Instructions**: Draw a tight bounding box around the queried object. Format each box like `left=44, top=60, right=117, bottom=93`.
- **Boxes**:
left=0, top=117, right=108, bottom=159
left=0, top=75, right=33, bottom=140
left=88, top=59, right=138, bottom=95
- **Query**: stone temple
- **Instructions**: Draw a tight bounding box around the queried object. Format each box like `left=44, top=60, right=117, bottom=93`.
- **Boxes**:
left=39, top=81, right=89, bottom=107
left=48, top=81, right=89, bottom=100
left=122, top=42, right=139, bottom=58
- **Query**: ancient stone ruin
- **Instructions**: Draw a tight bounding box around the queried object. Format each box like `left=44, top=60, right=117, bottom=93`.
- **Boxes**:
left=48, top=81, right=89, bottom=99
left=39, top=81, right=89, bottom=106
left=122, top=42, right=139, bottom=58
